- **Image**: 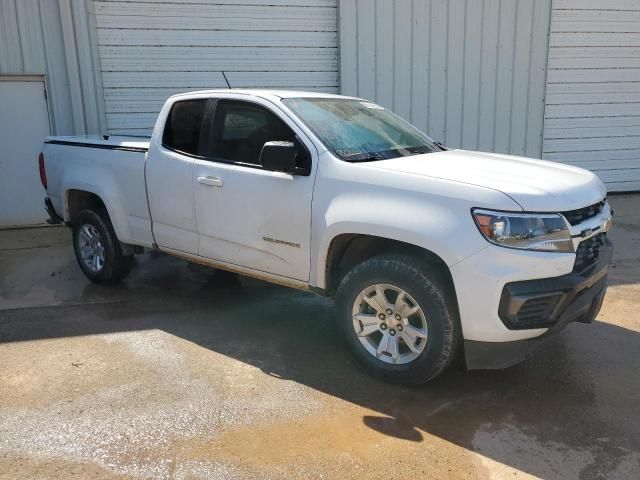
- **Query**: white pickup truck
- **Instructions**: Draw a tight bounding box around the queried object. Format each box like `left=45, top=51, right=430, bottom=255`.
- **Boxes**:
left=40, top=89, right=613, bottom=383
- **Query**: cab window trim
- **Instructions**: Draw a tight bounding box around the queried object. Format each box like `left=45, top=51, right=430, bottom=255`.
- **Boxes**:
left=161, top=97, right=312, bottom=176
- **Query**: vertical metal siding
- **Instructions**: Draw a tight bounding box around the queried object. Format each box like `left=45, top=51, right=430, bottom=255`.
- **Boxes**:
left=0, top=0, right=104, bottom=135
left=339, top=0, right=552, bottom=157
left=93, top=0, right=339, bottom=135
left=543, top=0, right=640, bottom=192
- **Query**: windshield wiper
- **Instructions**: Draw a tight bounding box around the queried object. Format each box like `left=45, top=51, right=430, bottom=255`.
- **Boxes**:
left=341, top=152, right=388, bottom=162
left=404, top=145, right=437, bottom=155
left=348, top=155, right=385, bottom=162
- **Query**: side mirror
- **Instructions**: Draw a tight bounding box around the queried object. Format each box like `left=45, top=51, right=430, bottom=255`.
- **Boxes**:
left=259, top=141, right=297, bottom=174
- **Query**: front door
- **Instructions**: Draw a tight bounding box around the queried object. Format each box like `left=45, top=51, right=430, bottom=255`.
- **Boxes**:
left=193, top=98, right=315, bottom=281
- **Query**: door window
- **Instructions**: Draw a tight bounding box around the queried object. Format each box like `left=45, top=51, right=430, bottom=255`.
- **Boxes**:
left=162, top=99, right=208, bottom=156
left=207, top=100, right=296, bottom=166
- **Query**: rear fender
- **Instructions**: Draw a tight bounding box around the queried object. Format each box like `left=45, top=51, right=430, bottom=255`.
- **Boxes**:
left=63, top=176, right=132, bottom=243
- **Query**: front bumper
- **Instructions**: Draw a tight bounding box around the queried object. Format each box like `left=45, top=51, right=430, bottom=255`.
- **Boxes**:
left=464, top=238, right=612, bottom=369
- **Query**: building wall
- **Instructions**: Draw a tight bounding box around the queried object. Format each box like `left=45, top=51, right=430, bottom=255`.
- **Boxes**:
left=339, top=0, right=552, bottom=159
left=542, top=0, right=640, bottom=192
left=1, top=0, right=638, bottom=192
left=0, top=0, right=104, bottom=135
left=92, top=0, right=339, bottom=135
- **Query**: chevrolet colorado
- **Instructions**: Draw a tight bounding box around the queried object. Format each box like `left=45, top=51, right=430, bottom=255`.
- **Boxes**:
left=40, top=90, right=613, bottom=384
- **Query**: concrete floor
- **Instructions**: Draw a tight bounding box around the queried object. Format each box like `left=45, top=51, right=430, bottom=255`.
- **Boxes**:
left=0, top=195, right=639, bottom=480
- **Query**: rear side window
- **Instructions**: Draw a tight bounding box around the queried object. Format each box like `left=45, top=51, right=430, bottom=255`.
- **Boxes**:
left=162, top=99, right=208, bottom=155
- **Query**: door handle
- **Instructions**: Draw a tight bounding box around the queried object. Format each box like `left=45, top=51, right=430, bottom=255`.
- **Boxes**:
left=197, top=176, right=223, bottom=187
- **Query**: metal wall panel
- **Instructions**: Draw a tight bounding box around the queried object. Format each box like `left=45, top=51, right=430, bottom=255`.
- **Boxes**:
left=0, top=0, right=104, bottom=135
left=339, top=0, right=552, bottom=158
left=543, top=0, right=640, bottom=192
left=93, top=0, right=339, bottom=135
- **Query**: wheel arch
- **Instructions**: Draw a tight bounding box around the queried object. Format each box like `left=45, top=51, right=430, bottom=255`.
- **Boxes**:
left=63, top=186, right=130, bottom=242
left=322, top=233, right=457, bottom=298
left=66, top=189, right=106, bottom=222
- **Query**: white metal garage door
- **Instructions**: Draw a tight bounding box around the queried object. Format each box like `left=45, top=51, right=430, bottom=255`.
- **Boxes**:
left=0, top=77, right=51, bottom=227
left=543, top=0, right=640, bottom=192
left=92, top=0, right=338, bottom=136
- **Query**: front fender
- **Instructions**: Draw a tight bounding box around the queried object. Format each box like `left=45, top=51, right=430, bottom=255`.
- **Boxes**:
left=311, top=192, right=489, bottom=289
left=309, top=152, right=526, bottom=290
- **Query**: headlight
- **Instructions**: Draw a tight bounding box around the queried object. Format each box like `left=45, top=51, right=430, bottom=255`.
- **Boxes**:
left=472, top=209, right=573, bottom=252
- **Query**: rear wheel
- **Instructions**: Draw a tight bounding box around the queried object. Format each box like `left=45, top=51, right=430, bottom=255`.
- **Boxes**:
left=335, top=255, right=460, bottom=384
left=72, top=209, right=134, bottom=284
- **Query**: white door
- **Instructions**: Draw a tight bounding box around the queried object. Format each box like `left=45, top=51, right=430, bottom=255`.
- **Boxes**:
left=193, top=98, right=315, bottom=281
left=146, top=98, right=206, bottom=255
left=0, top=78, right=51, bottom=227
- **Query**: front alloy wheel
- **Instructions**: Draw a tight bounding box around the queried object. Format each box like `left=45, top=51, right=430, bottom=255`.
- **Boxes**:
left=335, top=254, right=460, bottom=384
left=352, top=284, right=428, bottom=364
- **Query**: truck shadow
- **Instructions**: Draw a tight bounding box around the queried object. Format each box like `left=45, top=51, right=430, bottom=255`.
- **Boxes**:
left=1, top=252, right=639, bottom=478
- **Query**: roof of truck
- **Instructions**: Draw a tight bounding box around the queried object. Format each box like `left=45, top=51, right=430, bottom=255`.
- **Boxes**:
left=45, top=90, right=363, bottom=147
left=170, top=89, right=360, bottom=101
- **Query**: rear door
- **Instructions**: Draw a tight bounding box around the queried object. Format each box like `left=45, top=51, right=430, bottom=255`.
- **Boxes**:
left=146, top=98, right=210, bottom=254
left=193, top=97, right=316, bottom=281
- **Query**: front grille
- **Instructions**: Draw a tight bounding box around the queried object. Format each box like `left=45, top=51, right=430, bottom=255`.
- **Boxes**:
left=574, top=233, right=607, bottom=273
left=514, top=294, right=562, bottom=327
left=561, top=199, right=605, bottom=226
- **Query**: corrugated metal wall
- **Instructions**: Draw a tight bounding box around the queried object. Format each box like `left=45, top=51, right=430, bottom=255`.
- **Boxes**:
left=2, top=0, right=638, bottom=191
left=339, top=0, right=552, bottom=158
left=0, top=0, right=104, bottom=135
left=93, top=0, right=339, bottom=135
left=543, top=0, right=640, bottom=192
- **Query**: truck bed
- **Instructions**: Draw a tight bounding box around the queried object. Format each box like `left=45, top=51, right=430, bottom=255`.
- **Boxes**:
left=45, top=135, right=150, bottom=152
left=42, top=134, right=153, bottom=248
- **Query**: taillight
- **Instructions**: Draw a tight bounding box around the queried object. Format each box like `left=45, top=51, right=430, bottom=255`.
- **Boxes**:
left=38, top=152, right=47, bottom=189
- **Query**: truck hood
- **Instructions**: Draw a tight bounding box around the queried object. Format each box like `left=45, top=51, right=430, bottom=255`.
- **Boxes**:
left=371, top=149, right=606, bottom=211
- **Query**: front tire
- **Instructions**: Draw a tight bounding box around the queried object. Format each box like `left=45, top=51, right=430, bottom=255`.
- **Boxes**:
left=335, top=255, right=460, bottom=384
left=72, top=209, right=133, bottom=284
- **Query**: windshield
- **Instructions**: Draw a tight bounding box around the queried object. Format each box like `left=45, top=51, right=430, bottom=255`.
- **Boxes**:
left=282, top=98, right=442, bottom=161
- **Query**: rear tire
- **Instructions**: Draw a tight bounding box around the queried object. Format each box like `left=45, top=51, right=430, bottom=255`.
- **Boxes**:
left=335, top=254, right=460, bottom=384
left=72, top=209, right=134, bottom=284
